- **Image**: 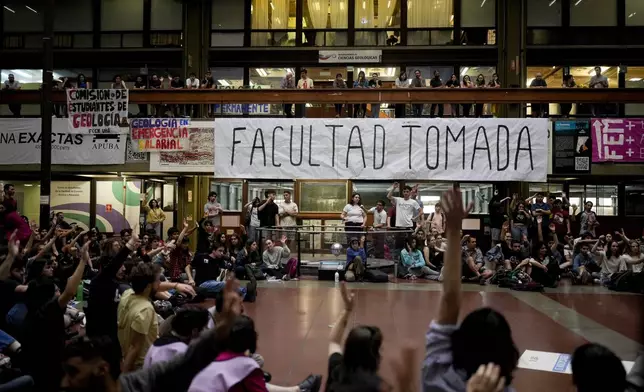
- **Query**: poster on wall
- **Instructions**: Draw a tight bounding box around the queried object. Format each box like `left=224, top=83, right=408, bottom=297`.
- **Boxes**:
left=214, top=104, right=271, bottom=115
left=130, top=118, right=191, bottom=152
left=318, top=50, right=382, bottom=64
left=213, top=118, right=549, bottom=181
left=66, top=89, right=129, bottom=134
left=591, top=118, right=644, bottom=163
left=552, top=120, right=592, bottom=175
left=149, top=121, right=214, bottom=172
left=0, top=119, right=127, bottom=165
left=95, top=180, right=141, bottom=233
left=51, top=181, right=91, bottom=230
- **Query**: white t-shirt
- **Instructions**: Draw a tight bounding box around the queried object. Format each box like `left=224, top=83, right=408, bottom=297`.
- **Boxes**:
left=186, top=78, right=200, bottom=88
left=343, top=204, right=365, bottom=224
left=279, top=201, right=299, bottom=227
left=393, top=197, right=420, bottom=228
left=249, top=206, right=260, bottom=227
left=369, top=207, right=388, bottom=228
left=622, top=253, right=644, bottom=273
left=298, top=78, right=314, bottom=89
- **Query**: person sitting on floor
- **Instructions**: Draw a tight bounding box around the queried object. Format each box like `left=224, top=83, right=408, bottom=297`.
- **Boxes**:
left=573, top=244, right=599, bottom=284
left=345, top=237, right=366, bottom=282
left=571, top=343, right=642, bottom=392
left=188, top=314, right=322, bottom=392
left=461, top=235, right=493, bottom=282
left=400, top=237, right=439, bottom=280
left=423, top=185, right=519, bottom=391
left=592, top=238, right=627, bottom=285
left=261, top=235, right=290, bottom=280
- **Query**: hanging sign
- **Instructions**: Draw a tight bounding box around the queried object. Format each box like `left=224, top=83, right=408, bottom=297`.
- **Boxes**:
left=591, top=118, right=644, bottom=163
left=66, top=89, right=129, bottom=134
left=130, top=118, right=190, bottom=152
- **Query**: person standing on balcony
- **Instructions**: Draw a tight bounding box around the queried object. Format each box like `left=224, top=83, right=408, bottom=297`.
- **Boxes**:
left=281, top=71, right=296, bottom=118
left=474, top=74, right=486, bottom=118
left=3, top=74, right=22, bottom=117
left=185, top=73, right=200, bottom=117
left=560, top=74, right=576, bottom=117
left=445, top=74, right=460, bottom=117
left=297, top=69, right=314, bottom=118
left=488, top=73, right=501, bottom=117
left=134, top=76, right=147, bottom=117
left=410, top=70, right=426, bottom=117
left=333, top=73, right=347, bottom=118
left=353, top=71, right=369, bottom=118
left=589, top=66, right=609, bottom=117
left=429, top=70, right=444, bottom=118
left=461, top=75, right=474, bottom=117
left=394, top=71, right=409, bottom=118
left=529, top=72, right=548, bottom=118
left=170, top=74, right=184, bottom=117
left=368, top=72, right=382, bottom=118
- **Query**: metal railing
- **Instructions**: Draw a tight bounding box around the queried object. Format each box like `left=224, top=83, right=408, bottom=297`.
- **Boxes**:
left=255, top=225, right=416, bottom=277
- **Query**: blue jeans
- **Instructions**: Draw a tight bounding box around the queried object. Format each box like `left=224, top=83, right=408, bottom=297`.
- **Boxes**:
left=199, top=280, right=247, bottom=300
left=511, top=225, right=528, bottom=241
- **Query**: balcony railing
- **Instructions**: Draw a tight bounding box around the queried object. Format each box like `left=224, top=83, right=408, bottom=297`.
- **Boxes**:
left=3, top=88, right=644, bottom=105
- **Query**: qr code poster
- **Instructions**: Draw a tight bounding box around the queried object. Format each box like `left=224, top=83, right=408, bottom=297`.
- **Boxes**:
left=575, top=156, right=590, bottom=171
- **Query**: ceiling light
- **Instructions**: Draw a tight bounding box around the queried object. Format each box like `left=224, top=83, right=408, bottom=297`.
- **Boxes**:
left=629, top=12, right=636, bottom=18
left=3, top=6, right=15, bottom=13
left=629, top=77, right=642, bottom=82
left=256, top=68, right=268, bottom=77
left=548, top=0, right=557, bottom=6
left=25, top=5, right=38, bottom=13
left=480, top=0, right=487, bottom=7
left=218, top=80, right=230, bottom=86
left=460, top=67, right=469, bottom=75
left=24, top=184, right=33, bottom=187
left=574, top=0, right=582, bottom=6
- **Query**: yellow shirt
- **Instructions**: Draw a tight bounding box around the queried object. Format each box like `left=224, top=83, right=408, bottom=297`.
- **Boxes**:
left=117, top=289, right=158, bottom=370
left=146, top=207, right=166, bottom=224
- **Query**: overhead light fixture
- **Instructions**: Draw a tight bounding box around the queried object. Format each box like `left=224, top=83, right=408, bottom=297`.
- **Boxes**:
left=11, top=70, right=32, bottom=79
left=3, top=6, right=15, bottom=13
left=460, top=67, right=469, bottom=75
left=480, top=0, right=487, bottom=7
left=574, top=0, right=582, bottom=6
left=548, top=0, right=557, bottom=6
left=629, top=12, right=637, bottom=18
left=629, top=78, right=642, bottom=82
left=24, top=184, right=33, bottom=187
left=25, top=5, right=38, bottom=13
left=256, top=68, right=268, bottom=77
left=218, top=79, right=230, bottom=86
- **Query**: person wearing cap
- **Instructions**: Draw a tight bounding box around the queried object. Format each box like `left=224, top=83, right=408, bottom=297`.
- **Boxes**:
left=345, top=236, right=366, bottom=282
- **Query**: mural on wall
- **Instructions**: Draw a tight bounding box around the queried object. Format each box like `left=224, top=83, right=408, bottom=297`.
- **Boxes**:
left=51, top=181, right=91, bottom=230
left=96, top=180, right=141, bottom=233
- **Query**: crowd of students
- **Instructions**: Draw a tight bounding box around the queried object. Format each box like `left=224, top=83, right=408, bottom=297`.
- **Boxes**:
left=0, top=180, right=642, bottom=391
left=339, top=183, right=644, bottom=293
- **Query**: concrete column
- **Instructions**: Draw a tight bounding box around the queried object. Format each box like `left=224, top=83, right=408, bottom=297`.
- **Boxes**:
left=183, top=0, right=210, bottom=79
left=496, top=0, right=526, bottom=118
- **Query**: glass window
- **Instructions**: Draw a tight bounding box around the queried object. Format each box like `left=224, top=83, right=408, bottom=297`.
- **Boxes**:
left=247, top=181, right=295, bottom=205
left=299, top=182, right=347, bottom=212
left=568, top=185, right=617, bottom=216
left=625, top=184, right=644, bottom=217
left=250, top=68, right=292, bottom=88
left=461, top=0, right=496, bottom=27
left=53, top=0, right=93, bottom=31
left=151, top=0, right=183, bottom=30
left=303, top=0, right=348, bottom=28
left=251, top=0, right=296, bottom=29
left=211, top=67, right=244, bottom=89
left=626, top=67, right=644, bottom=116
left=526, top=66, right=564, bottom=88
left=527, top=0, right=562, bottom=26
left=163, top=183, right=176, bottom=230
left=212, top=0, right=245, bottom=29
left=0, top=69, right=93, bottom=87
left=210, top=181, right=243, bottom=211
left=569, top=66, right=618, bottom=88
left=415, top=182, right=492, bottom=214
left=3, top=1, right=43, bottom=32
left=527, top=183, right=564, bottom=205
left=570, top=0, right=617, bottom=26
left=626, top=0, right=644, bottom=26
left=407, top=0, right=453, bottom=27
left=355, top=0, right=401, bottom=28
left=101, top=0, right=144, bottom=31
left=351, top=182, right=396, bottom=210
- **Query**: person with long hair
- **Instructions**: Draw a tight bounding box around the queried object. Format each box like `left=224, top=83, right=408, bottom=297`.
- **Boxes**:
left=461, top=75, right=474, bottom=117
left=144, top=199, right=166, bottom=238
left=394, top=71, right=409, bottom=118
left=474, top=74, right=486, bottom=117
left=353, top=71, right=369, bottom=118
left=592, top=237, right=627, bottom=285
left=244, top=197, right=261, bottom=243
left=423, top=185, right=518, bottom=391
left=341, top=193, right=366, bottom=245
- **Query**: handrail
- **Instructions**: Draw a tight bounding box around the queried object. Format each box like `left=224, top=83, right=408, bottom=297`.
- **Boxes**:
left=2, top=88, right=644, bottom=104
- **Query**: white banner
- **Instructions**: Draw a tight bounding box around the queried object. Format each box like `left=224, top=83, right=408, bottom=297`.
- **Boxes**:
left=66, top=88, right=129, bottom=134
left=214, top=118, right=548, bottom=181
left=0, top=118, right=127, bottom=165
left=318, top=50, right=382, bottom=63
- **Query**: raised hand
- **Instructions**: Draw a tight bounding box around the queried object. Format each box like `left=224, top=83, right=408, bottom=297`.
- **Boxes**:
left=340, top=282, right=354, bottom=312
left=8, top=230, right=19, bottom=256
left=466, top=363, right=505, bottom=392
left=441, top=185, right=473, bottom=228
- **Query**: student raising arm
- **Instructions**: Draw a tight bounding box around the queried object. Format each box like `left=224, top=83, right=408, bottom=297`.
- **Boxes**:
left=422, top=185, right=519, bottom=392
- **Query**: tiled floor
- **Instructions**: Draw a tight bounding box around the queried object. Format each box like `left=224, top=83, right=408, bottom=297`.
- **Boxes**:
left=243, top=280, right=643, bottom=392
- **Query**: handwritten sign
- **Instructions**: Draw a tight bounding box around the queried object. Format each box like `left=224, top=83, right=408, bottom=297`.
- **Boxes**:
left=213, top=118, right=548, bottom=181
left=66, top=89, right=129, bottom=134
left=592, top=118, right=644, bottom=162
left=130, top=118, right=190, bottom=152
left=214, top=104, right=271, bottom=115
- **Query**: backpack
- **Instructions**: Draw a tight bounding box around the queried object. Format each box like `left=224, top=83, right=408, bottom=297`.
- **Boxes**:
left=607, top=271, right=643, bottom=293
left=284, top=258, right=298, bottom=279
left=513, top=281, right=545, bottom=292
